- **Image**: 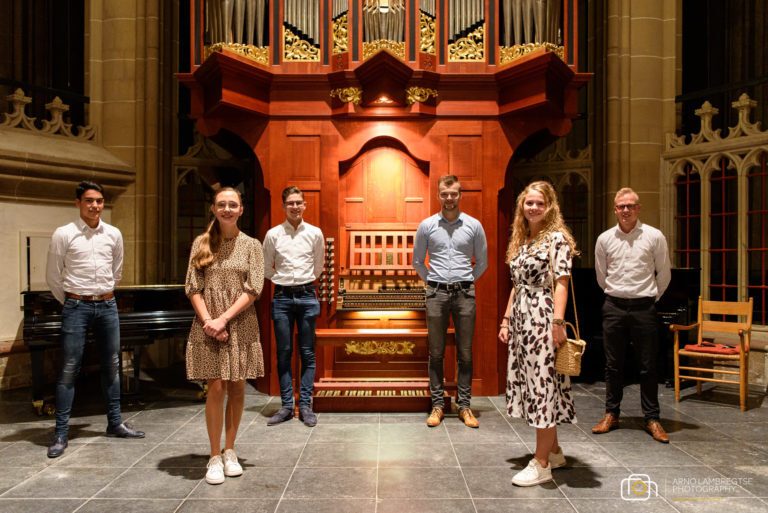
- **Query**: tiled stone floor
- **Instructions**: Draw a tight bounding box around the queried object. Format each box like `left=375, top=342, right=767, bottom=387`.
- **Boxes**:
left=0, top=375, right=766, bottom=513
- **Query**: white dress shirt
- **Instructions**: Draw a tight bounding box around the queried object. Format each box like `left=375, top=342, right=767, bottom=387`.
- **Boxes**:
left=263, top=220, right=324, bottom=286
left=45, top=218, right=124, bottom=304
left=595, top=221, right=671, bottom=301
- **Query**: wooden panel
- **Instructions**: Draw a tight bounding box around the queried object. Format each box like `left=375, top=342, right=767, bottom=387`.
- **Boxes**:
left=448, top=135, right=482, bottom=181
left=288, top=136, right=320, bottom=180
left=302, top=191, right=321, bottom=226
left=457, top=190, right=483, bottom=222
left=366, top=149, right=404, bottom=223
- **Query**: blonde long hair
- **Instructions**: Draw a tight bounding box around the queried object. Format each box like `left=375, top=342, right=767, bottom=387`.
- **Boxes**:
left=505, top=180, right=579, bottom=263
left=191, top=187, right=242, bottom=270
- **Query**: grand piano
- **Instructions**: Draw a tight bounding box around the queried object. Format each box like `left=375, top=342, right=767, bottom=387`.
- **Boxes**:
left=22, top=285, right=194, bottom=414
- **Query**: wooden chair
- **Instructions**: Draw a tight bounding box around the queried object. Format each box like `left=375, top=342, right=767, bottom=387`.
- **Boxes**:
left=670, top=297, right=753, bottom=411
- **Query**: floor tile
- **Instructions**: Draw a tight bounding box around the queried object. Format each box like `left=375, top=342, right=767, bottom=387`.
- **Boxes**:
left=379, top=442, right=459, bottom=467
left=76, top=499, right=183, bottom=513
left=474, top=498, right=577, bottom=513
left=378, top=467, right=470, bottom=499
left=275, top=498, right=376, bottom=513
left=0, top=499, right=86, bottom=513
left=3, top=467, right=125, bottom=498
left=95, top=467, right=203, bottom=498
left=297, top=442, right=377, bottom=467
left=462, top=466, right=562, bottom=498
left=177, top=498, right=278, bottom=513
left=378, top=498, right=476, bottom=513
left=283, top=467, right=377, bottom=499
left=189, top=466, right=293, bottom=499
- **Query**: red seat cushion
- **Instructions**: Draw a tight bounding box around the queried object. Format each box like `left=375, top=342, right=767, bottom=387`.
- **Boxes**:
left=683, top=341, right=739, bottom=355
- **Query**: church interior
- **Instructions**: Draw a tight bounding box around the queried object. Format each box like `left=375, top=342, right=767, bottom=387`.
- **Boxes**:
left=0, top=1, right=766, bottom=511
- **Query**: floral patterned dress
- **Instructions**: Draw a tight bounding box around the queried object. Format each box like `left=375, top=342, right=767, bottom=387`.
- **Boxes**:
left=505, top=231, right=577, bottom=428
left=185, top=232, right=265, bottom=381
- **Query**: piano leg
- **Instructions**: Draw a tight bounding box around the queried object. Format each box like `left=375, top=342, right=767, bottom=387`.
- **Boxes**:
left=29, top=347, right=53, bottom=416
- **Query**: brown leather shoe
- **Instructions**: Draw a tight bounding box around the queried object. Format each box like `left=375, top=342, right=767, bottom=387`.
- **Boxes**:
left=645, top=420, right=669, bottom=443
left=591, top=412, right=619, bottom=434
left=426, top=407, right=444, bottom=427
left=459, top=408, right=479, bottom=428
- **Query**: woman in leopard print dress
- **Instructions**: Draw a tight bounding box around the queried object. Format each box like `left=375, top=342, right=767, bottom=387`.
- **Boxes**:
left=498, top=181, right=578, bottom=487
left=185, top=187, right=264, bottom=484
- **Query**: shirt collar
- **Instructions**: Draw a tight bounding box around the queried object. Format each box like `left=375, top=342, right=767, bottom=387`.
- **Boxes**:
left=615, top=220, right=643, bottom=236
left=438, top=211, right=464, bottom=225
left=76, top=217, right=103, bottom=234
left=281, top=219, right=304, bottom=234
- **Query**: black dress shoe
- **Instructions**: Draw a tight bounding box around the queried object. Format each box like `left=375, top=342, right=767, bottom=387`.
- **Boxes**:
left=47, top=435, right=68, bottom=458
left=299, top=407, right=317, bottom=427
left=267, top=407, right=294, bottom=426
left=106, top=422, right=145, bottom=438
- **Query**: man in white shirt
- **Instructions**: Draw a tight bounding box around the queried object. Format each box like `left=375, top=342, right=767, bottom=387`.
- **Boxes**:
left=263, top=186, right=324, bottom=427
left=45, top=181, right=144, bottom=458
left=592, top=187, right=671, bottom=443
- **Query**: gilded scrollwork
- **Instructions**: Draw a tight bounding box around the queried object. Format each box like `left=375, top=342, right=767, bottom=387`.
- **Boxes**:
left=330, top=87, right=362, bottom=105
left=205, top=42, right=269, bottom=66
left=499, top=42, right=565, bottom=66
left=406, top=87, right=438, bottom=105
left=362, top=40, right=406, bottom=61
left=448, top=26, right=485, bottom=62
left=332, top=14, right=349, bottom=55
left=344, top=340, right=416, bottom=356
left=419, top=12, right=436, bottom=55
left=283, top=26, right=320, bottom=62
left=1, top=88, right=96, bottom=140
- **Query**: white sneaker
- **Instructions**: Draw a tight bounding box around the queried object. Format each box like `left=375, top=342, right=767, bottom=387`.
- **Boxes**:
left=549, top=448, right=567, bottom=469
left=205, top=455, right=225, bottom=485
left=222, top=448, right=243, bottom=477
left=512, top=458, right=553, bottom=487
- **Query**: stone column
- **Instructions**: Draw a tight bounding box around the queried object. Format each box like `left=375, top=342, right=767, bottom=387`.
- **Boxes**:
left=87, top=0, right=164, bottom=284
left=602, top=0, right=680, bottom=227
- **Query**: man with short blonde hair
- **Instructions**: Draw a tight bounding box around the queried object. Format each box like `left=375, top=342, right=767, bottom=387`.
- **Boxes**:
left=593, top=187, right=671, bottom=443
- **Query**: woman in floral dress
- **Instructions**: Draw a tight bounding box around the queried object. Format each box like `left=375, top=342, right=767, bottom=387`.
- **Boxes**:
left=185, top=187, right=264, bottom=485
left=498, top=181, right=579, bottom=487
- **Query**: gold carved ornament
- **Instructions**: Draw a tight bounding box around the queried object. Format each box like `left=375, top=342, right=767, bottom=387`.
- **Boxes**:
left=499, top=42, right=565, bottom=66
left=330, top=87, right=362, bottom=105
left=283, top=26, right=320, bottom=62
left=419, top=12, right=436, bottom=55
left=406, top=87, right=438, bottom=105
left=332, top=13, right=349, bottom=55
left=448, top=25, right=485, bottom=62
left=205, top=42, right=269, bottom=66
left=362, top=40, right=406, bottom=61
left=345, top=341, right=416, bottom=356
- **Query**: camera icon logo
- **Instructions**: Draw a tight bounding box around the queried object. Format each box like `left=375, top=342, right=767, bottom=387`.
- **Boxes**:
left=620, top=473, right=658, bottom=501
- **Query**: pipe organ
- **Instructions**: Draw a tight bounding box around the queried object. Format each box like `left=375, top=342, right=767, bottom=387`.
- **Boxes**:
left=200, top=0, right=574, bottom=66
left=206, top=0, right=268, bottom=47
left=182, top=0, right=587, bottom=410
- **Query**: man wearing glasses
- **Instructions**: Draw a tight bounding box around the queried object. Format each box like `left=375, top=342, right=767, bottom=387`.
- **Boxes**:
left=45, top=181, right=145, bottom=458
left=413, top=175, right=488, bottom=428
left=593, top=187, right=671, bottom=443
left=263, top=186, right=324, bottom=427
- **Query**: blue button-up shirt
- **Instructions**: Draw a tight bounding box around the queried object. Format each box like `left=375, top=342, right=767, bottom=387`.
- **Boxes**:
left=413, top=212, right=488, bottom=284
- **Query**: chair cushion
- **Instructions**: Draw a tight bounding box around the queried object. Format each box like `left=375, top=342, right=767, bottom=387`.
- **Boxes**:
left=683, top=341, right=739, bottom=355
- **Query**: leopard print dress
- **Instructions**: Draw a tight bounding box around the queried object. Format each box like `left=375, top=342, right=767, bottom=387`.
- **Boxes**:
left=185, top=232, right=265, bottom=381
left=505, top=231, right=577, bottom=428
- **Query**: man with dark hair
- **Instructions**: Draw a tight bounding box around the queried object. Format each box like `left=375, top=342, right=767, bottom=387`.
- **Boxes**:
left=413, top=175, right=488, bottom=428
left=263, top=186, right=325, bottom=427
left=45, top=181, right=144, bottom=458
left=593, top=187, right=671, bottom=443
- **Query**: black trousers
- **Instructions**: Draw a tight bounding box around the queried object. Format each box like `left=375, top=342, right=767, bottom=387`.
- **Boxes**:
left=602, top=296, right=660, bottom=421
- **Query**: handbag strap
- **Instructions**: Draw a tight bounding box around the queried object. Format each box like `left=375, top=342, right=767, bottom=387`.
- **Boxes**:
left=549, top=235, right=581, bottom=339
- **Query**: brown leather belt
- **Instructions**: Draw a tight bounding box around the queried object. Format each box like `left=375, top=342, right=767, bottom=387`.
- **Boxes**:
left=65, top=292, right=115, bottom=302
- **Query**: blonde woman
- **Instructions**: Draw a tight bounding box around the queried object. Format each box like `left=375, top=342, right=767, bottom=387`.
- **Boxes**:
left=498, top=181, right=578, bottom=487
left=185, top=187, right=264, bottom=485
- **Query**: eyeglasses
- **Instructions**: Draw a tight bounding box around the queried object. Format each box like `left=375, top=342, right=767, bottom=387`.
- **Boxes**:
left=284, top=201, right=305, bottom=207
left=615, top=204, right=638, bottom=211
left=82, top=198, right=104, bottom=205
left=215, top=201, right=240, bottom=211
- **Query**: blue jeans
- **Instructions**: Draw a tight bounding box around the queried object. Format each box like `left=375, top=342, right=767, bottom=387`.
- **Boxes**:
left=55, top=298, right=122, bottom=437
left=425, top=284, right=476, bottom=409
left=271, top=286, right=320, bottom=408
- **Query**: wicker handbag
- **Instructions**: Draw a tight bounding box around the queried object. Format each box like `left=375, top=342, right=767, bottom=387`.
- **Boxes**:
left=549, top=238, right=587, bottom=376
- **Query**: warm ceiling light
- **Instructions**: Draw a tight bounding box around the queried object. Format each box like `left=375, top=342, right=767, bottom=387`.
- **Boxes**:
left=378, top=0, right=389, bottom=14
